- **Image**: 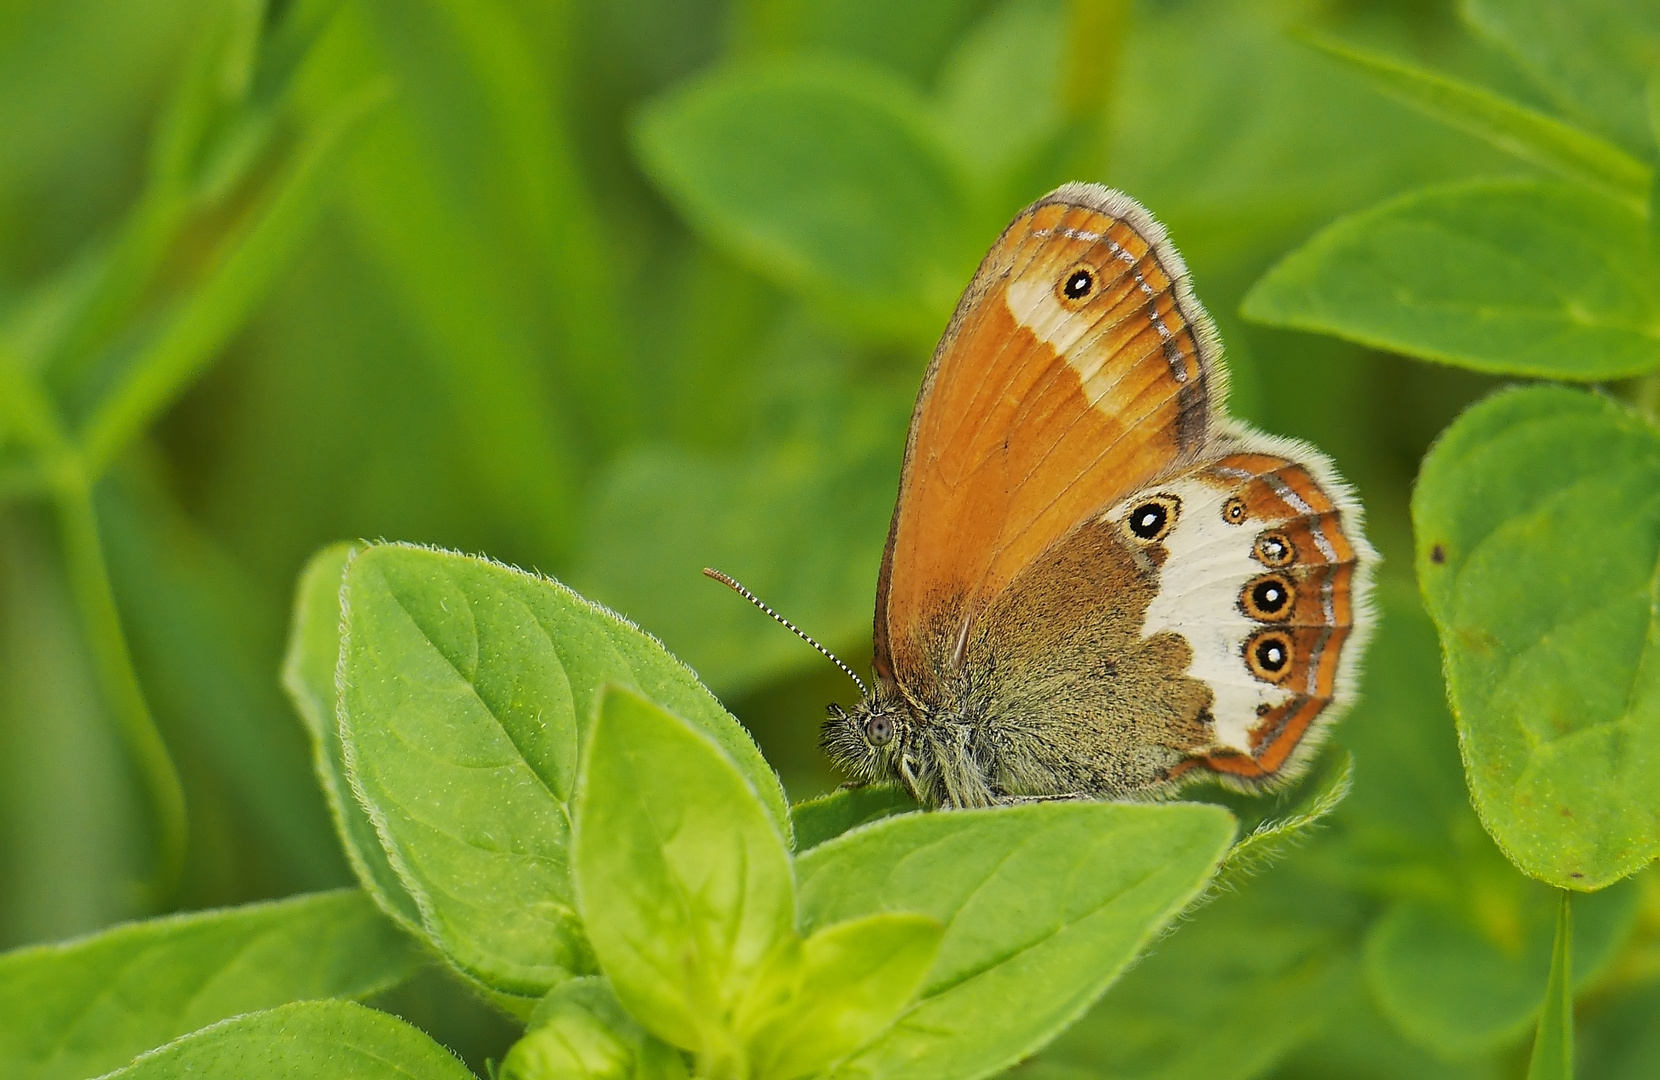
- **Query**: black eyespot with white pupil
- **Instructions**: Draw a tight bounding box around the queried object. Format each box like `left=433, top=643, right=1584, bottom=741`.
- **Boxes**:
left=1253, top=579, right=1286, bottom=611
left=1245, top=629, right=1295, bottom=683
left=864, top=714, right=894, bottom=746
left=1062, top=268, right=1094, bottom=300
left=1254, top=531, right=1294, bottom=566
left=1130, top=503, right=1166, bottom=539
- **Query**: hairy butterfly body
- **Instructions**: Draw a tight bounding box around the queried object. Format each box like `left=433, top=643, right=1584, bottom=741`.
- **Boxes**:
left=822, top=183, right=1376, bottom=808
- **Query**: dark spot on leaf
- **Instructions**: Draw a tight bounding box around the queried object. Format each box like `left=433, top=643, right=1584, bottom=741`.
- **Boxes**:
left=1430, top=544, right=1445, bottom=564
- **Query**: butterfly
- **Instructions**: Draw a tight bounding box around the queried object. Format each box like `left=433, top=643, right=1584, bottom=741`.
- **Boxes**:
left=814, top=182, right=1377, bottom=809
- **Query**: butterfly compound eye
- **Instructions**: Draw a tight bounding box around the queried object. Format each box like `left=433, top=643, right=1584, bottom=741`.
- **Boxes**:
left=1059, top=266, right=1095, bottom=303
left=864, top=714, right=895, bottom=746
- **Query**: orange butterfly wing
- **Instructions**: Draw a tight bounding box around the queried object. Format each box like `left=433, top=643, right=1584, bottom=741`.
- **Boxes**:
left=874, top=185, right=1223, bottom=682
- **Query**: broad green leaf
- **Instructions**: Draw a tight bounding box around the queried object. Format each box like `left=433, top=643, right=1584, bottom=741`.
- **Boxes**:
left=1413, top=387, right=1660, bottom=887
left=282, top=542, right=421, bottom=932
left=1018, top=865, right=1360, bottom=1080
left=791, top=785, right=919, bottom=852
left=336, top=544, right=785, bottom=996
left=0, top=890, right=421, bottom=1080
left=744, top=913, right=943, bottom=1080
left=1243, top=180, right=1660, bottom=381
left=1299, top=33, right=1649, bottom=202
left=635, top=57, right=976, bottom=341
left=101, top=1000, right=472, bottom=1080
left=795, top=801, right=1235, bottom=1080
left=1527, top=893, right=1574, bottom=1080
left=730, top=0, right=988, bottom=85
left=1366, top=876, right=1637, bottom=1058
left=500, top=977, right=688, bottom=1080
left=935, top=0, right=1068, bottom=194
left=572, top=687, right=794, bottom=1065
left=1461, top=0, right=1660, bottom=156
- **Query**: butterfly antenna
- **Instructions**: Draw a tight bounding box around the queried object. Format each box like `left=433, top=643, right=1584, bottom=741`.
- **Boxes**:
left=702, top=568, right=868, bottom=696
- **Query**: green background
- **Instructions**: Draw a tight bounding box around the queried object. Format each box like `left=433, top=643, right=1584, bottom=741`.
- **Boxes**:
left=2, top=0, right=1657, bottom=1077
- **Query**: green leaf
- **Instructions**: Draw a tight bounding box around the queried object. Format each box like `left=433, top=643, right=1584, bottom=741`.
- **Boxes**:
left=1527, top=893, right=1574, bottom=1080
left=1019, top=866, right=1360, bottom=1080
left=572, top=687, right=794, bottom=1065
left=1298, top=32, right=1649, bottom=203
left=100, top=1000, right=473, bottom=1080
left=744, top=913, right=944, bottom=1080
left=1210, top=751, right=1352, bottom=893
left=934, top=0, right=1068, bottom=194
left=1243, top=180, right=1660, bottom=380
left=500, top=977, right=688, bottom=1080
left=634, top=57, right=976, bottom=341
left=0, top=890, right=422, bottom=1080
left=1413, top=386, right=1660, bottom=888
left=791, top=785, right=919, bottom=852
left=795, top=801, right=1235, bottom=1080
left=336, top=544, right=786, bottom=996
left=730, top=0, right=988, bottom=85
left=1366, top=879, right=1636, bottom=1058
left=1461, top=0, right=1660, bottom=156
left=282, top=542, right=422, bottom=933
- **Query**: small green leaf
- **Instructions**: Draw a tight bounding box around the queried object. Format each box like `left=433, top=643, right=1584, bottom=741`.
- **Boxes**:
left=1365, top=879, right=1636, bottom=1058
left=282, top=542, right=422, bottom=933
left=795, top=801, right=1235, bottom=1080
left=1211, top=751, right=1352, bottom=893
left=634, top=57, right=976, bottom=340
left=1298, top=32, right=1649, bottom=202
left=100, top=1000, right=473, bottom=1080
left=1413, top=387, right=1660, bottom=888
left=744, top=913, right=944, bottom=1080
left=500, top=977, right=688, bottom=1080
left=1243, top=180, right=1660, bottom=380
left=1462, top=0, right=1660, bottom=156
left=1528, top=893, right=1574, bottom=1080
left=0, top=890, right=422, bottom=1080
left=336, top=544, right=786, bottom=996
left=573, top=687, right=794, bottom=1065
left=791, top=785, right=920, bottom=852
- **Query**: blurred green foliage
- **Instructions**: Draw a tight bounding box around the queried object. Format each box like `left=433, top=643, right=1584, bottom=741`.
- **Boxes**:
left=1, top=0, right=1658, bottom=1077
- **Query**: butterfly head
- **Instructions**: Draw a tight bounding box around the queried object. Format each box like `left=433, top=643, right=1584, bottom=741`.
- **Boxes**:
left=821, top=690, right=911, bottom=786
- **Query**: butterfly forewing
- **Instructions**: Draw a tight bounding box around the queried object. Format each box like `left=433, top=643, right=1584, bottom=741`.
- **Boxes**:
left=877, top=186, right=1223, bottom=683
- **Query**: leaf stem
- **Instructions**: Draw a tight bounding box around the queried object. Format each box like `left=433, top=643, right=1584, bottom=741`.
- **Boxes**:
left=0, top=358, right=187, bottom=905
left=1526, top=890, right=1574, bottom=1080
